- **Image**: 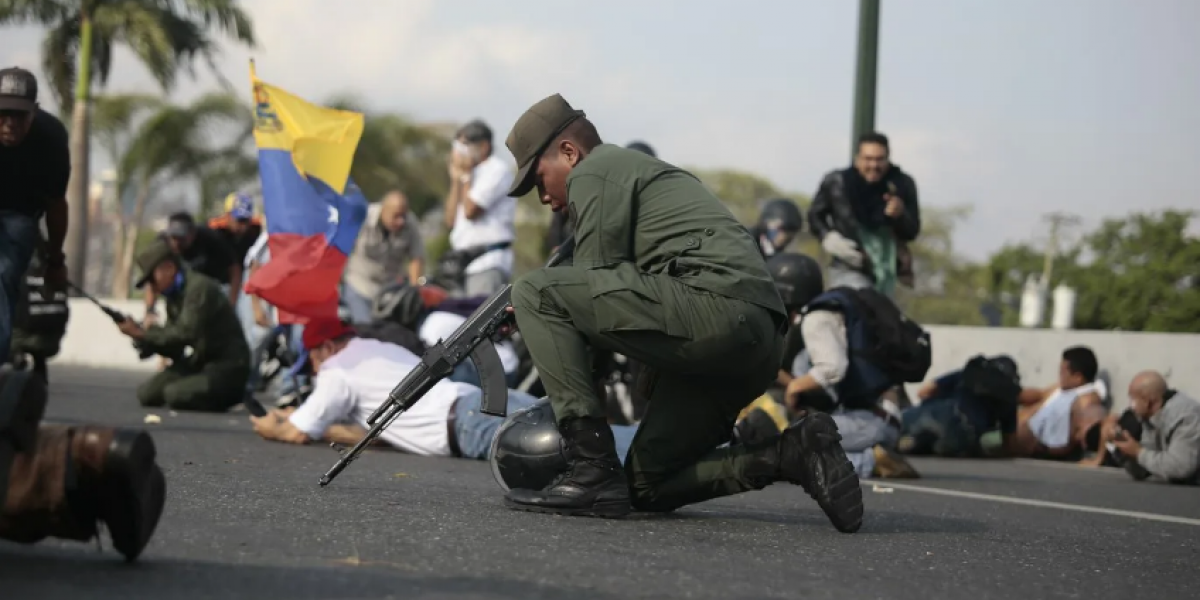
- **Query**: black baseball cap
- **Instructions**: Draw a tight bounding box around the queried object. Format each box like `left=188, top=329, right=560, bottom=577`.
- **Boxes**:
left=0, top=67, right=37, bottom=112
left=504, top=94, right=586, bottom=197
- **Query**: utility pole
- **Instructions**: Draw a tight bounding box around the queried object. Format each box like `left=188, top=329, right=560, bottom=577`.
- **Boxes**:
left=851, top=0, right=882, bottom=161
left=1041, top=212, right=1080, bottom=287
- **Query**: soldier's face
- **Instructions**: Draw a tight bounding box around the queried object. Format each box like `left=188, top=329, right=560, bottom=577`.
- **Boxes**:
left=150, top=261, right=178, bottom=292
left=0, top=109, right=33, bottom=147
left=533, top=141, right=582, bottom=212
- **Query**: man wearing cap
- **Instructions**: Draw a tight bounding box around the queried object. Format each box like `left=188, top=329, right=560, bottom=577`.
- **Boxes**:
left=441, top=120, right=517, bottom=297
left=208, top=192, right=265, bottom=267
left=497, top=94, right=864, bottom=532
left=118, top=239, right=251, bottom=412
left=143, top=212, right=241, bottom=327
left=246, top=318, right=639, bottom=461
left=544, top=140, right=656, bottom=255
left=0, top=67, right=69, bottom=367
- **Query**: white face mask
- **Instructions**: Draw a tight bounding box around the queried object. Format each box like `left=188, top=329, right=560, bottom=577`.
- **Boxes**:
left=453, top=140, right=475, bottom=159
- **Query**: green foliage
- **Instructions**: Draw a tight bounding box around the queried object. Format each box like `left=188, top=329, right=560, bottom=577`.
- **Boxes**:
left=979, top=210, right=1200, bottom=332
left=0, top=0, right=257, bottom=112
left=1071, top=211, right=1200, bottom=332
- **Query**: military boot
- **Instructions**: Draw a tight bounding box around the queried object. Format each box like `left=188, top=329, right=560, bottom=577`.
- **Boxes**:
left=1, top=424, right=167, bottom=561
left=504, top=417, right=632, bottom=518
left=750, top=412, right=864, bottom=533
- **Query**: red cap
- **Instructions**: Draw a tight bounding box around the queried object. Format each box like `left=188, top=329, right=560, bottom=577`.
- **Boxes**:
left=301, top=318, right=355, bottom=351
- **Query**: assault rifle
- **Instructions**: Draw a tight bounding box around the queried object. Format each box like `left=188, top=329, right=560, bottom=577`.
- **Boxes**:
left=67, top=282, right=155, bottom=360
left=318, top=236, right=576, bottom=487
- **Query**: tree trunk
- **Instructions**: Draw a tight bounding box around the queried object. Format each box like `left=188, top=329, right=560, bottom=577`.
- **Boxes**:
left=109, top=215, right=128, bottom=296
left=63, top=15, right=94, bottom=294
left=111, top=181, right=151, bottom=300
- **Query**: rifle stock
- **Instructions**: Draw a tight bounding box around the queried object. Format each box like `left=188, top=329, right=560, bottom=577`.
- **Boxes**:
left=319, top=235, right=576, bottom=487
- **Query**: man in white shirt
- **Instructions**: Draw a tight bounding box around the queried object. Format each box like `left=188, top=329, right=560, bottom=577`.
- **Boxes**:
left=249, top=317, right=637, bottom=461
left=442, top=120, right=516, bottom=298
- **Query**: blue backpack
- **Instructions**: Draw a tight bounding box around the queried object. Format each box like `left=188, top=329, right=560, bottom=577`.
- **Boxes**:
left=801, top=287, right=932, bottom=407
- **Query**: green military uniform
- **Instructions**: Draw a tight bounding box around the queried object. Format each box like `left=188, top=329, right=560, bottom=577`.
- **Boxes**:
left=132, top=240, right=250, bottom=412
left=508, top=115, right=789, bottom=513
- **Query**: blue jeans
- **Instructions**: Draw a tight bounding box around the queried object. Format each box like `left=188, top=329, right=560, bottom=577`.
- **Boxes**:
left=341, top=283, right=375, bottom=325
left=900, top=396, right=982, bottom=457
left=0, top=212, right=39, bottom=365
left=451, top=388, right=638, bottom=461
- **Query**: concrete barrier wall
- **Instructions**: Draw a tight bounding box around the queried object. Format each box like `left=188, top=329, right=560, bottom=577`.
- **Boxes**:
left=49, top=298, right=1200, bottom=412
left=54, top=298, right=159, bottom=372
left=914, top=325, right=1200, bottom=413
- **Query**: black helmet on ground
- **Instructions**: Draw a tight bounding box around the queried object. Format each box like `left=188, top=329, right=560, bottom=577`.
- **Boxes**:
left=489, top=399, right=568, bottom=492
left=625, top=140, right=656, bottom=157
left=766, top=252, right=824, bottom=312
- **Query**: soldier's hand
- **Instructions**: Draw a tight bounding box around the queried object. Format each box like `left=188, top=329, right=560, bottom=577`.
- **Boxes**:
left=497, top=306, right=518, bottom=337
left=143, top=312, right=159, bottom=327
left=116, top=317, right=145, bottom=339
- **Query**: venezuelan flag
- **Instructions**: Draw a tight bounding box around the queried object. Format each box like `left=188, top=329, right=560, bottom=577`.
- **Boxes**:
left=244, top=62, right=367, bottom=324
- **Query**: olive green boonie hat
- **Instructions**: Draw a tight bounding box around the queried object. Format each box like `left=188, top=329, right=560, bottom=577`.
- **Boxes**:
left=134, top=238, right=177, bottom=289
left=505, top=94, right=585, bottom=197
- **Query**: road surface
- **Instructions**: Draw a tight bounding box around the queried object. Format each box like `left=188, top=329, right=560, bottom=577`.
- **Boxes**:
left=3, top=367, right=1197, bottom=599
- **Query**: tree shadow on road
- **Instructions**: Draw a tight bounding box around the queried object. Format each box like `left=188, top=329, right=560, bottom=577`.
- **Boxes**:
left=0, top=543, right=617, bottom=600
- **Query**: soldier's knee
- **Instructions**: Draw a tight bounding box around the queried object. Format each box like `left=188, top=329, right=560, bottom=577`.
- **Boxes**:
left=511, top=270, right=546, bottom=314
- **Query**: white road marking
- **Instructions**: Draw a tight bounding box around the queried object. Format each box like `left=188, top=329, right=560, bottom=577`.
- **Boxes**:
left=863, top=480, right=1200, bottom=527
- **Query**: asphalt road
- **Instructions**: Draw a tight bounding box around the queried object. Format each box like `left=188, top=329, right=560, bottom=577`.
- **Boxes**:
left=3, top=367, right=1198, bottom=600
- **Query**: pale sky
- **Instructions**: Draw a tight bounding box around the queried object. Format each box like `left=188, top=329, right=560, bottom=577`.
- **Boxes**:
left=3, top=0, right=1198, bottom=260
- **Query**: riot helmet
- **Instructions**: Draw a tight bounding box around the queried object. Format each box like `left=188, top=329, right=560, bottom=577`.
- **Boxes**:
left=766, top=252, right=824, bottom=312
left=489, top=399, right=568, bottom=492
left=625, top=140, right=656, bottom=157
left=371, top=282, right=425, bottom=329
left=756, top=198, right=804, bottom=254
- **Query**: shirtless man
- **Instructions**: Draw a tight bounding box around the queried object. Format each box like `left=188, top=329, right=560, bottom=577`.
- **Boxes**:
left=1007, top=346, right=1108, bottom=459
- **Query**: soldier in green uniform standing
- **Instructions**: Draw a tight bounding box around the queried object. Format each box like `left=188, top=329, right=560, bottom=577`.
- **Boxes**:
left=116, top=239, right=251, bottom=412
left=500, top=94, right=864, bottom=532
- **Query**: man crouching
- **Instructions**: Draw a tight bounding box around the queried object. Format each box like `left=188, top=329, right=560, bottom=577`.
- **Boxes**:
left=497, top=94, right=863, bottom=531
left=117, top=239, right=251, bottom=412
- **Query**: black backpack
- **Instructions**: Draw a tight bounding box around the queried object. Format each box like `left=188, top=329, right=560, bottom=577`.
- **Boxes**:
left=837, top=287, right=932, bottom=384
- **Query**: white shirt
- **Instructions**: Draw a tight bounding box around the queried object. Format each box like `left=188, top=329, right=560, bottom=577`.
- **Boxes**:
left=449, top=154, right=516, bottom=275
left=246, top=230, right=270, bottom=268
left=418, top=311, right=519, bottom=374
left=288, top=337, right=473, bottom=456
left=1027, top=382, right=1100, bottom=448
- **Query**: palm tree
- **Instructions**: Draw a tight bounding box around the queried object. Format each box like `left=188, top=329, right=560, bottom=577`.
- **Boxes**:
left=91, top=92, right=163, bottom=293
left=323, top=94, right=453, bottom=216
left=0, top=0, right=256, bottom=284
left=110, top=91, right=251, bottom=298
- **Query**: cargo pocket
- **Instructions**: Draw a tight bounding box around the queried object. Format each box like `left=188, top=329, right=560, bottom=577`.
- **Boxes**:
left=587, top=263, right=677, bottom=336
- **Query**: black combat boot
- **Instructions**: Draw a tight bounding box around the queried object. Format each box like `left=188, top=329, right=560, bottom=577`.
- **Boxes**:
left=773, top=412, right=864, bottom=533
left=504, top=417, right=632, bottom=518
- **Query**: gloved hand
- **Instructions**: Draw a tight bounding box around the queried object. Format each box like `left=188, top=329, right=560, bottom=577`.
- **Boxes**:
left=821, top=231, right=864, bottom=268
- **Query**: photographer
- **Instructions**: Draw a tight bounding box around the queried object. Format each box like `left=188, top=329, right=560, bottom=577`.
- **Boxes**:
left=1108, top=370, right=1200, bottom=485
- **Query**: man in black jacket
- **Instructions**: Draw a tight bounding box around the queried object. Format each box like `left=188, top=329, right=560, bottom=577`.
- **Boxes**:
left=807, top=132, right=920, bottom=298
